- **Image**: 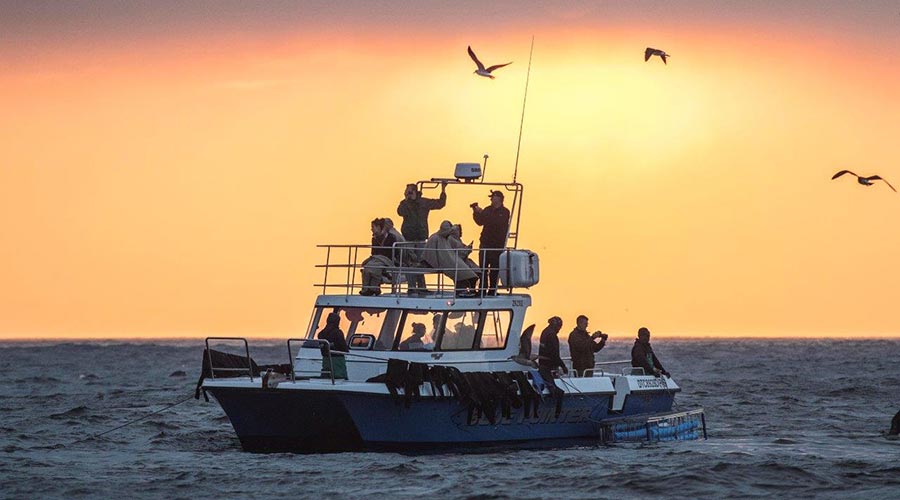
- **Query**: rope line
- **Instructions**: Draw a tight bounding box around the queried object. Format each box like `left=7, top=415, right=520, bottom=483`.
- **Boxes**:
left=67, top=393, right=195, bottom=447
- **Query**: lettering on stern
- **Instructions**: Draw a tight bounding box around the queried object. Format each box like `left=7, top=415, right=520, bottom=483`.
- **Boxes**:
left=635, top=378, right=669, bottom=389
left=473, top=407, right=593, bottom=426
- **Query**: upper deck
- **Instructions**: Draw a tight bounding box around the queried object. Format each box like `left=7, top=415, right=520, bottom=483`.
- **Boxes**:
left=314, top=176, right=533, bottom=298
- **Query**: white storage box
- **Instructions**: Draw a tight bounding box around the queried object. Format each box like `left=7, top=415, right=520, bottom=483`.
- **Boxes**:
left=499, top=250, right=540, bottom=288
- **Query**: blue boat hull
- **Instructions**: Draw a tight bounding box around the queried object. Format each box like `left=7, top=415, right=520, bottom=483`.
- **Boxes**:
left=206, top=386, right=622, bottom=453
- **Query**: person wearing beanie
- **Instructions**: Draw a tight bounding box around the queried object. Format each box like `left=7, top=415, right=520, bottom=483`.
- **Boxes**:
left=538, top=316, right=567, bottom=380
left=631, top=327, right=669, bottom=378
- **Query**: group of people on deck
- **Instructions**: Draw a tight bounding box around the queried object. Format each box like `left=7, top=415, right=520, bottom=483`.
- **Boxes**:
left=319, top=306, right=671, bottom=381
left=535, top=316, right=670, bottom=381
left=360, top=181, right=511, bottom=297
left=325, top=180, right=673, bottom=381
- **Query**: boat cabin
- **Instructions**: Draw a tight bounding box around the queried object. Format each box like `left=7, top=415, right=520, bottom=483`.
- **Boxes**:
left=295, top=294, right=533, bottom=382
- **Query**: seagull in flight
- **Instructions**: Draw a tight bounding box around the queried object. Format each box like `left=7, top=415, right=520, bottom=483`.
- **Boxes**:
left=467, top=46, right=512, bottom=79
left=644, top=47, right=671, bottom=64
left=831, top=170, right=896, bottom=192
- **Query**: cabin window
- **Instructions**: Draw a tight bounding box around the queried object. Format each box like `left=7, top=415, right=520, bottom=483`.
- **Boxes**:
left=310, top=307, right=401, bottom=351
left=438, top=311, right=481, bottom=351
left=309, top=307, right=352, bottom=340
left=478, top=310, right=511, bottom=349
left=393, top=310, right=440, bottom=351
left=395, top=319, right=433, bottom=351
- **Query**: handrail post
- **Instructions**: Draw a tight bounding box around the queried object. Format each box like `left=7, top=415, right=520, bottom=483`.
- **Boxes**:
left=286, top=338, right=296, bottom=382
left=324, top=343, right=335, bottom=385
left=347, top=247, right=354, bottom=296
left=323, top=246, right=332, bottom=294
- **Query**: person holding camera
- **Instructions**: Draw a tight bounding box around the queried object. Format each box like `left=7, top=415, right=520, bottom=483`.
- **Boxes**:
left=471, top=190, right=510, bottom=295
left=568, top=315, right=608, bottom=377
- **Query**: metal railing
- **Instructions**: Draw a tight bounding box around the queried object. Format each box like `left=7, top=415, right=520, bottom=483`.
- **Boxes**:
left=288, top=338, right=336, bottom=384
left=205, top=337, right=254, bottom=381
left=315, top=242, right=521, bottom=297
left=558, top=358, right=632, bottom=378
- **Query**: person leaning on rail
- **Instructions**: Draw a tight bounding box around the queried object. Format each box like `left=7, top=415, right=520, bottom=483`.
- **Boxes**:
left=630, top=327, right=669, bottom=378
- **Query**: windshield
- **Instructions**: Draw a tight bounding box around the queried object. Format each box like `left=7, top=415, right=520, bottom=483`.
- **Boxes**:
left=309, top=306, right=511, bottom=351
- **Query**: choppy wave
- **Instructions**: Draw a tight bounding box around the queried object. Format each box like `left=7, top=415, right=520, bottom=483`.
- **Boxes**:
left=0, top=339, right=899, bottom=498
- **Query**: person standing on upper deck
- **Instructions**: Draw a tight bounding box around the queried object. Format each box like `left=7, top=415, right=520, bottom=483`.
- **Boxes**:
left=397, top=182, right=447, bottom=241
left=568, top=315, right=608, bottom=377
left=471, top=190, right=510, bottom=296
left=397, top=182, right=447, bottom=293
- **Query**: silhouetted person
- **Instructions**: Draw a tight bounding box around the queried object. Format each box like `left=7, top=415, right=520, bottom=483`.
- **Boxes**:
left=538, top=316, right=567, bottom=380
left=568, top=315, right=608, bottom=377
left=471, top=190, right=510, bottom=295
left=399, top=322, right=428, bottom=351
left=360, top=218, right=398, bottom=296
left=317, top=312, right=348, bottom=379
left=383, top=217, right=405, bottom=244
left=421, top=220, right=479, bottom=297
left=426, top=313, right=442, bottom=349
left=397, top=182, right=447, bottom=294
left=631, top=327, right=669, bottom=377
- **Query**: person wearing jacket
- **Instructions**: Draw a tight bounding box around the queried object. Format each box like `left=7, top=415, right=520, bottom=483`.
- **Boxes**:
left=398, top=182, right=447, bottom=294
left=471, top=190, right=510, bottom=295
left=317, top=312, right=349, bottom=379
left=631, top=327, right=669, bottom=377
left=360, top=218, right=398, bottom=296
left=568, top=315, right=608, bottom=377
left=397, top=182, right=447, bottom=242
left=538, top=316, right=567, bottom=379
left=421, top=220, right=479, bottom=296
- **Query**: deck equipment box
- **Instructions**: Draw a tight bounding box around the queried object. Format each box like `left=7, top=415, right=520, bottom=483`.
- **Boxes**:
left=499, top=250, right=540, bottom=288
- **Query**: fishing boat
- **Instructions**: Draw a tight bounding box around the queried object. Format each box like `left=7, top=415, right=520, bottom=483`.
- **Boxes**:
left=197, top=166, right=705, bottom=452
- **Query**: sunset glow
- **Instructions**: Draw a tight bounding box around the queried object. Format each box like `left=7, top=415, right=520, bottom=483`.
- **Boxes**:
left=3, top=2, right=900, bottom=339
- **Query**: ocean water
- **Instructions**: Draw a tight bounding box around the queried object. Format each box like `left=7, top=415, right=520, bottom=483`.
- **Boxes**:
left=1, top=339, right=899, bottom=499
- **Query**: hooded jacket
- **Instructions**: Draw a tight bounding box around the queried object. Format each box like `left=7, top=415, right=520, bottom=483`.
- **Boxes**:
left=421, top=221, right=478, bottom=281
left=317, top=313, right=348, bottom=357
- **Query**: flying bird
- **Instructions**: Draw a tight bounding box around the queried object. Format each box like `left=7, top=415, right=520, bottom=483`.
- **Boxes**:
left=644, top=47, right=671, bottom=64
left=831, top=170, right=896, bottom=192
left=467, top=46, right=512, bottom=79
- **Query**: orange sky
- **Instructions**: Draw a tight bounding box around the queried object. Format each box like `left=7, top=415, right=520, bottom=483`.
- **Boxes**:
left=2, top=1, right=900, bottom=339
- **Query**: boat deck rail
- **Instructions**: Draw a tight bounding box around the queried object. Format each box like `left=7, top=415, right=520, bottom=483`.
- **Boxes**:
left=288, top=338, right=336, bottom=384
left=203, top=337, right=640, bottom=386
left=560, top=358, right=633, bottom=378
left=314, top=242, right=528, bottom=297
left=205, top=337, right=254, bottom=381
left=204, top=336, right=339, bottom=385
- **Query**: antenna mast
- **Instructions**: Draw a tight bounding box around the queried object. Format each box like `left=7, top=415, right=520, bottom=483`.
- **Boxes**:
left=513, top=35, right=534, bottom=183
